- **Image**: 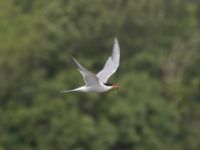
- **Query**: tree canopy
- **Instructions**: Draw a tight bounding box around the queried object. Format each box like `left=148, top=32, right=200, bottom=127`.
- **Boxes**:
left=0, top=0, right=200, bottom=150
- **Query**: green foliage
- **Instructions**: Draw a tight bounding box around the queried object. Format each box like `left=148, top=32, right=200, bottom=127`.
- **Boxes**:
left=0, top=0, right=200, bottom=149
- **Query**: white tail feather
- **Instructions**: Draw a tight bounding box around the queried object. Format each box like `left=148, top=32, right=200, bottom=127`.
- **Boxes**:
left=61, top=86, right=87, bottom=93
left=61, top=89, right=76, bottom=93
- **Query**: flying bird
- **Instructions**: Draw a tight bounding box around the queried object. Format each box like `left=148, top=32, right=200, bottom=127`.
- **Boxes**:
left=62, top=38, right=120, bottom=93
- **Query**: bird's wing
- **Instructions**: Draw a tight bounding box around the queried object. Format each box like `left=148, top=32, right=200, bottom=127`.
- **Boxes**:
left=72, top=57, right=99, bottom=86
left=97, top=38, right=120, bottom=83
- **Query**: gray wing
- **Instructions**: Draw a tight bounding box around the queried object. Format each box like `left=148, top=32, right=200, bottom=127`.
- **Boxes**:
left=72, top=57, right=100, bottom=86
left=97, top=38, right=120, bottom=83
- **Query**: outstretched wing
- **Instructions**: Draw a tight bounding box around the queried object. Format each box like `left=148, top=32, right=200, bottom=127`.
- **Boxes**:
left=72, top=57, right=99, bottom=86
left=97, top=38, right=120, bottom=83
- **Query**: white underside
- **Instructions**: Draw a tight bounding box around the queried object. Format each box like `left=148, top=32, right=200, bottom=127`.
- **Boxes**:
left=63, top=84, right=112, bottom=93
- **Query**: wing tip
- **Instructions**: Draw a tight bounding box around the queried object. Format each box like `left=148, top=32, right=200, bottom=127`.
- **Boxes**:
left=71, top=56, right=80, bottom=68
left=71, top=56, right=76, bottom=62
left=114, top=37, right=119, bottom=47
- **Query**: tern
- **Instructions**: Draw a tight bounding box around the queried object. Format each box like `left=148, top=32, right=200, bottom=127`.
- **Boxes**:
left=63, top=38, right=120, bottom=93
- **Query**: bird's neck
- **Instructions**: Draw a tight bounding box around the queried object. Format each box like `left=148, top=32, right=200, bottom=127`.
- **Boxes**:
left=102, top=84, right=113, bottom=90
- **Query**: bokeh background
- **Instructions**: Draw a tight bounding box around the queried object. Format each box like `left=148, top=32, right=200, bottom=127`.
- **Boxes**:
left=0, top=0, right=200, bottom=150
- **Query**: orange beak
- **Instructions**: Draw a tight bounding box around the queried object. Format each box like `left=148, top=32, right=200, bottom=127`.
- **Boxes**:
left=112, top=84, right=120, bottom=90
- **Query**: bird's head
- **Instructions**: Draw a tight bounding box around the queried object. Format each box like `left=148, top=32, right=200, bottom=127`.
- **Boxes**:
left=104, top=83, right=120, bottom=92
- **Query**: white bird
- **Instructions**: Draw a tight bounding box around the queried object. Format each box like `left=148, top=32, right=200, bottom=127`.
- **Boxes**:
left=62, top=37, right=120, bottom=93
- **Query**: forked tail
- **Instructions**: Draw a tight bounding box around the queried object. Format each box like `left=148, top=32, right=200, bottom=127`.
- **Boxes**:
left=61, top=89, right=77, bottom=93
left=61, top=86, right=86, bottom=93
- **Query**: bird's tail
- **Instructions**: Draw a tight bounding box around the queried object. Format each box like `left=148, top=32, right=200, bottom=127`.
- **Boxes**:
left=61, top=89, right=76, bottom=93
left=61, top=86, right=86, bottom=93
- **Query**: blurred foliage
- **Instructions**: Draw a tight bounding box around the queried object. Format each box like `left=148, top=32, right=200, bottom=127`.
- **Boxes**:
left=0, top=0, right=200, bottom=149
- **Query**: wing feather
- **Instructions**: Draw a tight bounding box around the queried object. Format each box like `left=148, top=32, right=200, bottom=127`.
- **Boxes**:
left=72, top=57, right=99, bottom=86
left=97, top=38, right=120, bottom=83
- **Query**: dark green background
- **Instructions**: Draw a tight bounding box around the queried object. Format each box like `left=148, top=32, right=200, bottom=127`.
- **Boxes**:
left=0, top=0, right=200, bottom=149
